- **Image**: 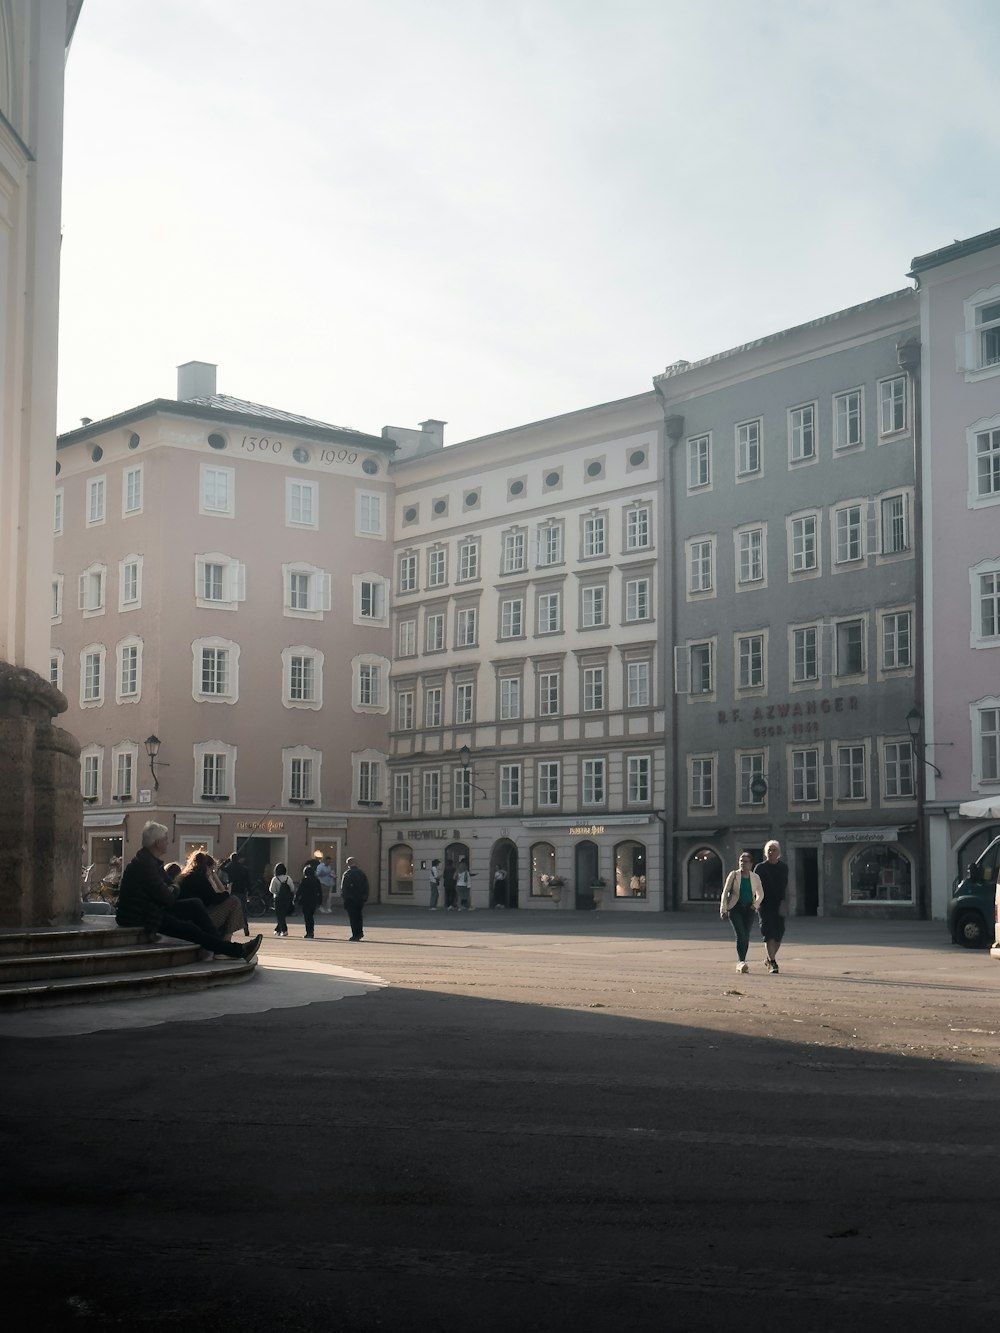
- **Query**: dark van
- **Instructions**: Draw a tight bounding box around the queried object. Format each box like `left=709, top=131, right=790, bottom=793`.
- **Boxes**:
left=947, top=835, right=1000, bottom=948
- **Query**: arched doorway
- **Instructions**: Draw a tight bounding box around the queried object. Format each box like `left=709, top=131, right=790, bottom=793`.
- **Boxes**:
left=574, top=839, right=599, bottom=910
left=489, top=839, right=518, bottom=909
left=444, top=840, right=469, bottom=909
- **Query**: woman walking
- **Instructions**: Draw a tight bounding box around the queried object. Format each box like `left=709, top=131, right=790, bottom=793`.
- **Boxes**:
left=270, top=862, right=295, bottom=937
left=296, top=861, right=323, bottom=939
left=720, top=851, right=764, bottom=974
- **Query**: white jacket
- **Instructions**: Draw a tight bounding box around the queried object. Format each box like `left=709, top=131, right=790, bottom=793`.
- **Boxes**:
left=720, top=869, right=764, bottom=917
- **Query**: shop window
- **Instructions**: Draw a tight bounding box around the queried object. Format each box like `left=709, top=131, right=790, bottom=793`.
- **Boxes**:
left=530, top=841, right=556, bottom=897
left=687, top=847, right=723, bottom=902
left=848, top=846, right=913, bottom=904
left=614, top=841, right=647, bottom=898
left=389, top=844, right=414, bottom=897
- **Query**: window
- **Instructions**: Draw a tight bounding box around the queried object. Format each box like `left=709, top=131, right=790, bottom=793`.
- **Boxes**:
left=689, top=642, right=713, bottom=695
left=202, top=753, right=228, bottom=798
left=425, top=611, right=445, bottom=652
left=882, top=611, right=912, bottom=669
left=424, top=685, right=443, bottom=728
left=201, top=465, right=233, bottom=515
left=502, top=530, right=526, bottom=574
left=976, top=299, right=1000, bottom=370
left=537, top=761, right=560, bottom=808
left=978, top=706, right=1000, bottom=782
left=49, top=650, right=63, bottom=691
left=194, top=742, right=235, bottom=802
left=627, top=660, right=651, bottom=708
left=422, top=769, right=441, bottom=813
left=688, top=435, right=711, bottom=489
left=289, top=652, right=318, bottom=704
left=837, top=745, right=866, bottom=800
left=87, top=476, right=106, bottom=525
left=688, top=538, right=714, bottom=594
left=54, top=488, right=63, bottom=534
left=615, top=839, right=647, bottom=896
left=197, top=557, right=245, bottom=606
left=52, top=576, right=63, bottom=621
left=358, top=662, right=382, bottom=707
left=396, top=689, right=414, bottom=730
left=531, top=841, right=556, bottom=896
left=835, top=504, right=864, bottom=563
left=790, top=514, right=818, bottom=573
left=792, top=626, right=819, bottom=683
left=500, top=597, right=524, bottom=640
left=81, top=647, right=104, bottom=705
left=393, top=772, right=411, bottom=815
left=582, top=758, right=606, bottom=805
left=789, top=404, right=816, bottom=462
left=287, top=479, right=317, bottom=527
left=737, top=634, right=764, bottom=690
left=848, top=846, right=912, bottom=904
left=427, top=548, right=447, bottom=587
left=792, top=748, right=819, bottom=803
left=977, top=570, right=1000, bottom=642
left=357, top=491, right=384, bottom=536
left=737, top=528, right=765, bottom=584
left=881, top=494, right=909, bottom=553
left=456, top=606, right=478, bottom=647
left=499, top=763, right=521, bottom=808
left=81, top=750, right=100, bottom=801
left=625, top=576, right=651, bottom=622
left=398, top=552, right=418, bottom=593
left=974, top=427, right=1000, bottom=500
left=836, top=619, right=865, bottom=677
left=124, top=465, right=143, bottom=515
left=739, top=752, right=766, bottom=806
left=884, top=741, right=915, bottom=798
left=583, top=665, right=605, bottom=712
left=538, top=524, right=563, bottom=567
left=582, top=585, right=607, bottom=628
left=537, top=591, right=561, bottom=634
left=834, top=390, right=863, bottom=450
left=457, top=539, right=480, bottom=582
left=114, top=749, right=135, bottom=801
left=398, top=618, right=417, bottom=657
left=627, top=755, right=650, bottom=804
left=626, top=504, right=652, bottom=550
left=358, top=578, right=387, bottom=620
left=690, top=756, right=715, bottom=809
left=120, top=556, right=141, bottom=610
left=583, top=514, right=607, bottom=558
left=455, top=680, right=475, bottom=724
left=736, top=419, right=761, bottom=476
left=193, top=638, right=239, bottom=703
left=499, top=676, right=521, bottom=720
left=538, top=671, right=560, bottom=716
left=289, top=756, right=314, bottom=802
left=78, top=565, right=106, bottom=614
left=879, top=376, right=907, bottom=435
left=453, top=767, right=472, bottom=813
left=358, top=759, right=382, bottom=804
left=117, top=640, right=140, bottom=700
left=284, top=566, right=330, bottom=616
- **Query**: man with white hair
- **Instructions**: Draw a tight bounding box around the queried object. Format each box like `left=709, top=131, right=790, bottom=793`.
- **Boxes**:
left=116, top=822, right=262, bottom=962
left=753, top=839, right=789, bottom=974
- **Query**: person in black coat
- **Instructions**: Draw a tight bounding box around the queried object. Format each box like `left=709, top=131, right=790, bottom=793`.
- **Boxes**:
left=340, top=856, right=369, bottom=942
left=295, top=862, right=323, bottom=939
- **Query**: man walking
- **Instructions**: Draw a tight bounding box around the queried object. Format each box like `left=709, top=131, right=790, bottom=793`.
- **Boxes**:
left=340, top=856, right=369, bottom=942
left=754, top=839, right=789, bottom=974
left=316, top=854, right=336, bottom=913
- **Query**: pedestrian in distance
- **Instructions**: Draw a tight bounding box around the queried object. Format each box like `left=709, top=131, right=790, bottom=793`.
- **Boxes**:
left=492, top=865, right=508, bottom=909
left=270, top=862, right=295, bottom=937
left=315, top=854, right=336, bottom=914
left=296, top=861, right=323, bottom=939
left=428, top=857, right=441, bottom=910
left=720, top=851, right=764, bottom=974
left=443, top=859, right=458, bottom=911
left=754, top=839, right=789, bottom=974
left=456, top=858, right=473, bottom=911
left=340, top=856, right=369, bottom=941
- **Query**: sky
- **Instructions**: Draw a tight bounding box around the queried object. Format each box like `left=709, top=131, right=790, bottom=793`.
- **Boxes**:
left=57, top=0, right=1000, bottom=445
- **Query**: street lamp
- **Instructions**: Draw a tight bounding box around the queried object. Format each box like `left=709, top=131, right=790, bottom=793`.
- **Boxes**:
left=458, top=745, right=487, bottom=803
left=144, top=734, right=162, bottom=791
left=905, top=707, right=943, bottom=779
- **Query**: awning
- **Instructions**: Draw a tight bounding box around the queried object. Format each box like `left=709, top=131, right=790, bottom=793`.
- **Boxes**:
left=821, top=827, right=899, bottom=844
left=83, top=813, right=126, bottom=828
left=958, top=796, right=1000, bottom=819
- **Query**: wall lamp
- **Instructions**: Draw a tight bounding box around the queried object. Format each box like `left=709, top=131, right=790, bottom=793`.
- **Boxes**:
left=458, top=744, right=487, bottom=799
left=144, top=734, right=164, bottom=791
left=905, top=707, right=944, bottom=779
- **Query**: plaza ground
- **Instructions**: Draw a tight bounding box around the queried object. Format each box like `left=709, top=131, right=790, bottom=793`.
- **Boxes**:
left=1, top=911, right=997, bottom=1331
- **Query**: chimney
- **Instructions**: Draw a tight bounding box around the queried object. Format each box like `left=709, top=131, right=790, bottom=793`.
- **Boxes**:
left=177, top=361, right=217, bottom=401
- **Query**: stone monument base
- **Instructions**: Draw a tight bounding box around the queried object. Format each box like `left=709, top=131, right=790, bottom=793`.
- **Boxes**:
left=0, top=661, right=82, bottom=927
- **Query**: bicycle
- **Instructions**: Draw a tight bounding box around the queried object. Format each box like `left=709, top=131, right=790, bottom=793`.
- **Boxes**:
left=82, top=864, right=120, bottom=909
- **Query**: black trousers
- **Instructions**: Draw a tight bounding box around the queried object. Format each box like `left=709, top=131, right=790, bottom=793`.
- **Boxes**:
left=160, top=898, right=244, bottom=958
left=344, top=900, right=364, bottom=939
left=302, top=904, right=316, bottom=937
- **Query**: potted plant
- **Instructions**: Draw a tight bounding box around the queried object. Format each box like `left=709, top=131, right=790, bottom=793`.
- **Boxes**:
left=540, top=873, right=565, bottom=903
left=590, top=878, right=607, bottom=908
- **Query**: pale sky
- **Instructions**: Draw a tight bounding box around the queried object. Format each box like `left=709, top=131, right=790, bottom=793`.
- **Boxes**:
left=58, top=0, right=1000, bottom=445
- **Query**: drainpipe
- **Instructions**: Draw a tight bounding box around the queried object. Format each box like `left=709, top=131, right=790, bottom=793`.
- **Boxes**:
left=897, top=335, right=927, bottom=918
left=655, top=398, right=685, bottom=909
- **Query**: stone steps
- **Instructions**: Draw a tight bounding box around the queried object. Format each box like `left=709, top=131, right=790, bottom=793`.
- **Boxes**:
left=0, top=926, right=257, bottom=1011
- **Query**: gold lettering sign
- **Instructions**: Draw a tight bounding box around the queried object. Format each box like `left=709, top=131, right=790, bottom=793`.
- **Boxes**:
left=236, top=819, right=285, bottom=833
left=569, top=824, right=605, bottom=836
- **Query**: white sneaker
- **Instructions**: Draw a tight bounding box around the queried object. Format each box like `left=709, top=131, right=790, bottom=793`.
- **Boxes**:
left=737, top=961, right=749, bottom=974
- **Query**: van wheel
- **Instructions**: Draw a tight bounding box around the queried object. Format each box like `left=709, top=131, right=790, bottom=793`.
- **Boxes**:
left=955, top=912, right=987, bottom=948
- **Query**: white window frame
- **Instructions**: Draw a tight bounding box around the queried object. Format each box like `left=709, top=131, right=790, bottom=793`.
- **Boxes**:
left=354, top=573, right=389, bottom=626
left=581, top=757, right=607, bottom=806
left=686, top=535, right=715, bottom=598
left=284, top=563, right=331, bottom=619
left=972, top=561, right=1000, bottom=649
left=398, top=618, right=417, bottom=658
left=880, top=608, right=913, bottom=674
left=398, top=551, right=418, bottom=593
left=735, top=524, right=767, bottom=588
left=627, top=754, right=651, bottom=805
left=499, top=596, right=524, bottom=640
left=538, top=670, right=560, bottom=717
left=735, top=630, right=767, bottom=692
left=687, top=435, right=711, bottom=491
left=833, top=388, right=864, bottom=452
left=282, top=645, right=324, bottom=710
left=54, top=488, right=63, bottom=535
left=972, top=697, right=1000, bottom=787
left=626, top=659, right=652, bottom=708
left=788, top=511, right=820, bottom=577
left=969, top=417, right=1000, bottom=509
left=425, top=610, right=445, bottom=653
left=455, top=679, right=475, bottom=725
left=123, top=464, right=144, bottom=516
left=194, top=740, right=236, bottom=802
left=790, top=747, right=821, bottom=804
left=737, top=750, right=767, bottom=808
left=283, top=745, right=322, bottom=805
left=735, top=418, right=761, bottom=478
left=424, top=684, right=443, bottom=728
left=80, top=644, right=105, bottom=708
left=52, top=575, right=63, bottom=623
left=422, top=769, right=441, bottom=814
left=49, top=649, right=64, bottom=692
left=582, top=513, right=607, bottom=559
left=196, top=554, right=246, bottom=611
left=881, top=739, right=915, bottom=800
left=833, top=501, right=866, bottom=566
left=80, top=746, right=102, bottom=802
left=499, top=763, right=521, bottom=809
left=878, top=375, right=907, bottom=437
left=582, top=665, right=605, bottom=713
left=393, top=771, right=412, bottom=815
left=396, top=688, right=415, bottom=731
left=192, top=637, right=240, bottom=704
left=455, top=605, right=478, bottom=648
left=456, top=538, right=480, bottom=583
left=453, top=767, right=473, bottom=813
left=116, top=636, right=143, bottom=703
left=834, top=615, right=867, bottom=680
left=357, top=490, right=385, bottom=538
left=78, top=563, right=106, bottom=617
left=537, top=590, right=562, bottom=635
left=581, top=584, right=607, bottom=629
left=119, top=554, right=143, bottom=611
left=353, top=654, right=390, bottom=713
left=355, top=752, right=385, bottom=806
left=537, top=760, right=561, bottom=809
left=111, top=742, right=139, bottom=802
left=688, top=754, right=716, bottom=811
left=499, top=675, right=521, bottom=721
left=200, top=464, right=234, bottom=517
left=537, top=523, right=564, bottom=568
left=878, top=490, right=911, bottom=557
left=960, top=286, right=1000, bottom=378
left=835, top=741, right=869, bottom=804
left=790, top=623, right=820, bottom=686
left=427, top=547, right=448, bottom=588
left=625, top=503, right=652, bottom=550
left=788, top=402, right=817, bottom=464
left=502, top=529, right=527, bottom=575
left=624, top=575, right=651, bottom=623
left=86, top=475, right=107, bottom=526
left=286, top=478, right=318, bottom=528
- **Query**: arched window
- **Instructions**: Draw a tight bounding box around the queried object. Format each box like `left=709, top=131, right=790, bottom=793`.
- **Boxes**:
left=614, top=840, right=647, bottom=898
left=530, top=841, right=556, bottom=897
left=687, top=847, right=723, bottom=902
left=847, top=845, right=913, bottom=903
left=389, top=844, right=414, bottom=897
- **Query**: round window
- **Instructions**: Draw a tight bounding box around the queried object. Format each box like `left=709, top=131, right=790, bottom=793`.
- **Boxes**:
left=292, top=446, right=311, bottom=464
left=509, top=479, right=524, bottom=496
left=128, top=433, right=141, bottom=450
left=404, top=506, right=418, bottom=522
left=465, top=490, right=479, bottom=506
left=629, top=449, right=646, bottom=466
left=433, top=499, right=447, bottom=514
left=207, top=433, right=227, bottom=450
left=91, top=446, right=104, bottom=462
left=586, top=460, right=602, bottom=477
left=362, top=458, right=379, bottom=475
left=545, top=472, right=560, bottom=487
